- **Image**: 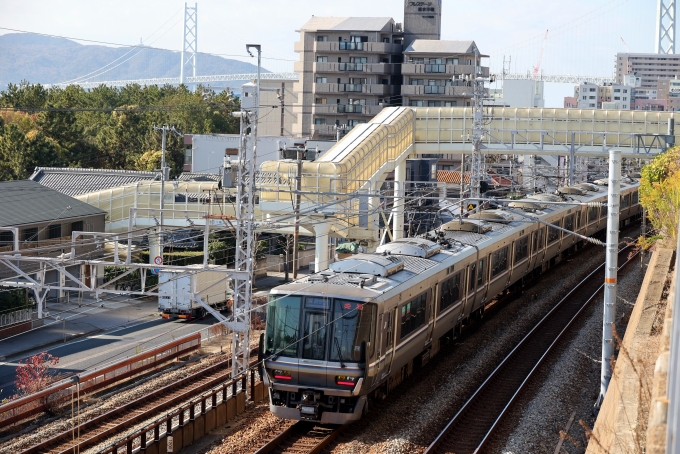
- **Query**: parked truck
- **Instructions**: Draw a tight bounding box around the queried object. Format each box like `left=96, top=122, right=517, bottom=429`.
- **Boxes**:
left=158, top=270, right=230, bottom=319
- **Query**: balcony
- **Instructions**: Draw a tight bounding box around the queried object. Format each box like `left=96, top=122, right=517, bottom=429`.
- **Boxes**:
left=314, top=83, right=394, bottom=96
left=401, top=85, right=473, bottom=97
left=314, top=42, right=402, bottom=54
left=311, top=104, right=384, bottom=116
left=312, top=62, right=398, bottom=75
left=401, top=64, right=489, bottom=77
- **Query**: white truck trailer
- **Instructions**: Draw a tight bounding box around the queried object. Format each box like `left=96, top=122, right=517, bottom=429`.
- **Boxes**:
left=158, top=270, right=230, bottom=319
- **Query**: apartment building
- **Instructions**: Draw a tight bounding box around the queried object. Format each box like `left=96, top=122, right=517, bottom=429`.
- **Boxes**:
left=292, top=17, right=404, bottom=138
left=656, top=78, right=680, bottom=111
left=574, top=82, right=632, bottom=110
left=616, top=53, right=680, bottom=88
left=403, top=0, right=442, bottom=47
left=401, top=40, right=488, bottom=108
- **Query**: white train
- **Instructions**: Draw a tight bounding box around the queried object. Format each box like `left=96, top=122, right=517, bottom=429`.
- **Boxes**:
left=259, top=180, right=642, bottom=424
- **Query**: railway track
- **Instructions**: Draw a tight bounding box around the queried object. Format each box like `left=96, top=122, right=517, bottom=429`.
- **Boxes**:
left=424, top=246, right=638, bottom=454
left=254, top=421, right=344, bottom=454
left=18, top=346, right=258, bottom=454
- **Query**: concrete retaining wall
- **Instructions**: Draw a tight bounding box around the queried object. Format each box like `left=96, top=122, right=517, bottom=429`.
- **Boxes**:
left=586, top=248, right=675, bottom=454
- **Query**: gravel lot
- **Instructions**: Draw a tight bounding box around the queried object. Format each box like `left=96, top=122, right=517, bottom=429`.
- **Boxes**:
left=202, top=237, right=646, bottom=454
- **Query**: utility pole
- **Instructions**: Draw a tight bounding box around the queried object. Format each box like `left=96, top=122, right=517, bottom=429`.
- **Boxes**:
left=596, top=148, right=622, bottom=409
left=469, top=51, right=493, bottom=208
left=229, top=44, right=260, bottom=378
left=292, top=147, right=302, bottom=279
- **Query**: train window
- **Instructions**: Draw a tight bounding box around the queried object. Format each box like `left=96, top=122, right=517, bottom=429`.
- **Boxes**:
left=532, top=228, right=544, bottom=252
left=632, top=191, right=639, bottom=205
left=621, top=194, right=630, bottom=209
left=440, top=273, right=461, bottom=312
left=400, top=293, right=427, bottom=339
left=330, top=300, right=375, bottom=361
left=548, top=221, right=561, bottom=244
left=588, top=206, right=599, bottom=224
left=601, top=204, right=608, bottom=219
left=514, top=236, right=529, bottom=263
left=468, top=264, right=476, bottom=294
left=491, top=247, right=508, bottom=278
left=575, top=211, right=582, bottom=229
left=477, top=259, right=485, bottom=286
left=564, top=214, right=574, bottom=233
left=265, top=296, right=301, bottom=357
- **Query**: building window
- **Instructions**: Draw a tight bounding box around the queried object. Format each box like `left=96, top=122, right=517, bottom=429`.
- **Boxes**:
left=411, top=79, right=424, bottom=85
left=382, top=37, right=390, bottom=43
left=314, top=118, right=326, bottom=125
left=0, top=231, right=13, bottom=245
left=350, top=35, right=368, bottom=43
left=614, top=88, right=620, bottom=92
left=446, top=58, right=459, bottom=65
left=316, top=35, right=328, bottom=42
left=23, top=228, right=38, bottom=242
left=427, top=101, right=442, bottom=107
left=48, top=224, right=62, bottom=239
left=445, top=101, right=457, bottom=107
left=348, top=119, right=366, bottom=128
left=614, top=96, right=621, bottom=100
left=316, top=56, right=328, bottom=63
left=315, top=98, right=327, bottom=104
left=184, top=146, right=192, bottom=165
left=410, top=100, right=424, bottom=107
left=315, top=77, right=327, bottom=83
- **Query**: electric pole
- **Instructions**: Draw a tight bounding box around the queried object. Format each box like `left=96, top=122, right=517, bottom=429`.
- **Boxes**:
left=152, top=125, right=182, bottom=261
left=292, top=147, right=302, bottom=278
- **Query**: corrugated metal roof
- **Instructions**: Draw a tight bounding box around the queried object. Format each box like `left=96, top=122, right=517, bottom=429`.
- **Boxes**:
left=29, top=167, right=161, bottom=197
left=0, top=180, right=106, bottom=227
left=404, top=40, right=482, bottom=55
left=299, top=16, right=395, bottom=32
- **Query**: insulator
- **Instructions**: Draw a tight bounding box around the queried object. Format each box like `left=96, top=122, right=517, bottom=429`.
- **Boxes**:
left=586, top=202, right=605, bottom=208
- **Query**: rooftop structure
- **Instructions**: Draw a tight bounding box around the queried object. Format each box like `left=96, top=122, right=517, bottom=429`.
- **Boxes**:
left=403, top=0, right=442, bottom=48
left=616, top=52, right=680, bottom=88
left=29, top=167, right=161, bottom=197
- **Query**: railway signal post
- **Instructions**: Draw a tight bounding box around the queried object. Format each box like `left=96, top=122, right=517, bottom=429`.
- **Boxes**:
left=596, top=148, right=622, bottom=409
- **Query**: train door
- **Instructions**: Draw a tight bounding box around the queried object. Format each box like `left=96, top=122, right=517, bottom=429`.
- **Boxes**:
left=378, top=308, right=395, bottom=381
left=299, top=304, right=328, bottom=387
left=476, top=258, right=487, bottom=304
left=426, top=284, right=437, bottom=345
left=458, top=264, right=470, bottom=320
left=467, top=262, right=477, bottom=311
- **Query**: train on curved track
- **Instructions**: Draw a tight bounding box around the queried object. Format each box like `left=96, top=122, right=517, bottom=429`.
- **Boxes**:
left=259, top=180, right=642, bottom=424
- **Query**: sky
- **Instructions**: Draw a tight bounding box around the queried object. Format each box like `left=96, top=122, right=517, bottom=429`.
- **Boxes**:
left=0, top=0, right=660, bottom=106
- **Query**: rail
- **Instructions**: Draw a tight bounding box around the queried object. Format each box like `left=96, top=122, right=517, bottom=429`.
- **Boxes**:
left=425, top=245, right=638, bottom=454
left=254, top=421, right=344, bottom=454
left=0, top=332, right=200, bottom=426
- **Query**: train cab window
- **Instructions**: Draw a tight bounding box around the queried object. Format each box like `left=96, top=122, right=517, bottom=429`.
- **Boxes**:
left=330, top=300, right=375, bottom=361
left=632, top=191, right=639, bottom=205
left=302, top=310, right=328, bottom=360
left=588, top=206, right=599, bottom=224
left=564, top=214, right=574, bottom=233
left=621, top=194, right=630, bottom=209
left=477, top=259, right=485, bottom=286
left=548, top=221, right=561, bottom=244
left=266, top=295, right=301, bottom=357
left=440, top=273, right=461, bottom=312
left=400, top=293, right=427, bottom=339
left=514, top=236, right=529, bottom=263
left=491, top=247, right=509, bottom=278
left=532, top=228, right=544, bottom=252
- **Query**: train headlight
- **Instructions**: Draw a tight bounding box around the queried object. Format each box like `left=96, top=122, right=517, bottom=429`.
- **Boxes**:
left=336, top=375, right=357, bottom=386
left=273, top=369, right=292, bottom=380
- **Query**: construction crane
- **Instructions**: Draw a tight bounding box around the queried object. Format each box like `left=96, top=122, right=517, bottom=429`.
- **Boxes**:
left=620, top=37, right=631, bottom=52
left=532, top=30, right=549, bottom=80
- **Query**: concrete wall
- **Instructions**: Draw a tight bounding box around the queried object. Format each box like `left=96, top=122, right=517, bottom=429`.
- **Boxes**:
left=587, top=248, right=675, bottom=454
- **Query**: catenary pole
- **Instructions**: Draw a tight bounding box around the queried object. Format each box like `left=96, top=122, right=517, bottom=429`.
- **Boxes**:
left=596, top=148, right=621, bottom=408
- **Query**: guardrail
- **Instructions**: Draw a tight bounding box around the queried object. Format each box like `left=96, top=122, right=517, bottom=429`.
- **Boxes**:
left=0, top=332, right=201, bottom=426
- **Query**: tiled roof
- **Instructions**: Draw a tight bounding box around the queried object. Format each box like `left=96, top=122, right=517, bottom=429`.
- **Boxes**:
left=0, top=180, right=105, bottom=227
left=29, top=167, right=161, bottom=197
left=299, top=16, right=395, bottom=32
left=177, top=172, right=221, bottom=182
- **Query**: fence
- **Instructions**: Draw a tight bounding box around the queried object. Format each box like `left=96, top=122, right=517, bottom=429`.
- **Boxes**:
left=0, top=333, right=201, bottom=426
left=0, top=308, right=32, bottom=328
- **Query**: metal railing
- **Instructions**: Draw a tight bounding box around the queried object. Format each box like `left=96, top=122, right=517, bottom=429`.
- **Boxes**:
left=339, top=42, right=364, bottom=51
left=339, top=63, right=364, bottom=71
left=339, top=83, right=363, bottom=92
left=0, top=308, right=32, bottom=328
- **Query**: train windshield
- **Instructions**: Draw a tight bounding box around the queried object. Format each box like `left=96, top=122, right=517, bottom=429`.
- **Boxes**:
left=266, top=295, right=301, bottom=357
left=265, top=295, right=375, bottom=362
left=330, top=300, right=375, bottom=362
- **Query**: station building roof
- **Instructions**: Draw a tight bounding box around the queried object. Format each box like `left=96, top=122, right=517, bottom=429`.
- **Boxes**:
left=29, top=167, right=161, bottom=197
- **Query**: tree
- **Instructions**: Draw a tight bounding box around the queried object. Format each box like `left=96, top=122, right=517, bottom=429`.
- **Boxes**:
left=14, top=352, right=59, bottom=396
left=640, top=146, right=680, bottom=246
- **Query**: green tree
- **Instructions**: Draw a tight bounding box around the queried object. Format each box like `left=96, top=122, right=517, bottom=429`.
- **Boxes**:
left=640, top=146, right=680, bottom=246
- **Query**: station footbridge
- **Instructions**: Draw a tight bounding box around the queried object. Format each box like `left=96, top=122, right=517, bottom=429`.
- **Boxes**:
left=76, top=107, right=678, bottom=271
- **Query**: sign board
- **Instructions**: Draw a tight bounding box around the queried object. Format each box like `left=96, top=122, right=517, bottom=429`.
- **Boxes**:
left=467, top=203, right=477, bottom=211
left=154, top=256, right=163, bottom=266
left=151, top=268, right=161, bottom=275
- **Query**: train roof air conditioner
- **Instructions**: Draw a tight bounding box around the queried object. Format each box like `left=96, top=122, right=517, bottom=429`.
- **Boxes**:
left=375, top=238, right=441, bottom=258
left=441, top=219, right=493, bottom=233
left=329, top=254, right=405, bottom=277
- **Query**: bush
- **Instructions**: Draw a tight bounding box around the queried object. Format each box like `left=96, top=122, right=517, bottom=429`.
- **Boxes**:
left=640, top=146, right=680, bottom=247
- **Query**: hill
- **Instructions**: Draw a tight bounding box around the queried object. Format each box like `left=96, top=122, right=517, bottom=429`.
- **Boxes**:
left=0, top=33, right=263, bottom=88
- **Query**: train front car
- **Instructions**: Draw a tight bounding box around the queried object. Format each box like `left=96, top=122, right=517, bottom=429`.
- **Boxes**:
left=261, top=281, right=378, bottom=424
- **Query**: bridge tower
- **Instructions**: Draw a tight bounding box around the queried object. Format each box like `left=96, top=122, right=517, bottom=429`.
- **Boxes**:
left=180, top=2, right=198, bottom=84
left=656, top=0, right=676, bottom=54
